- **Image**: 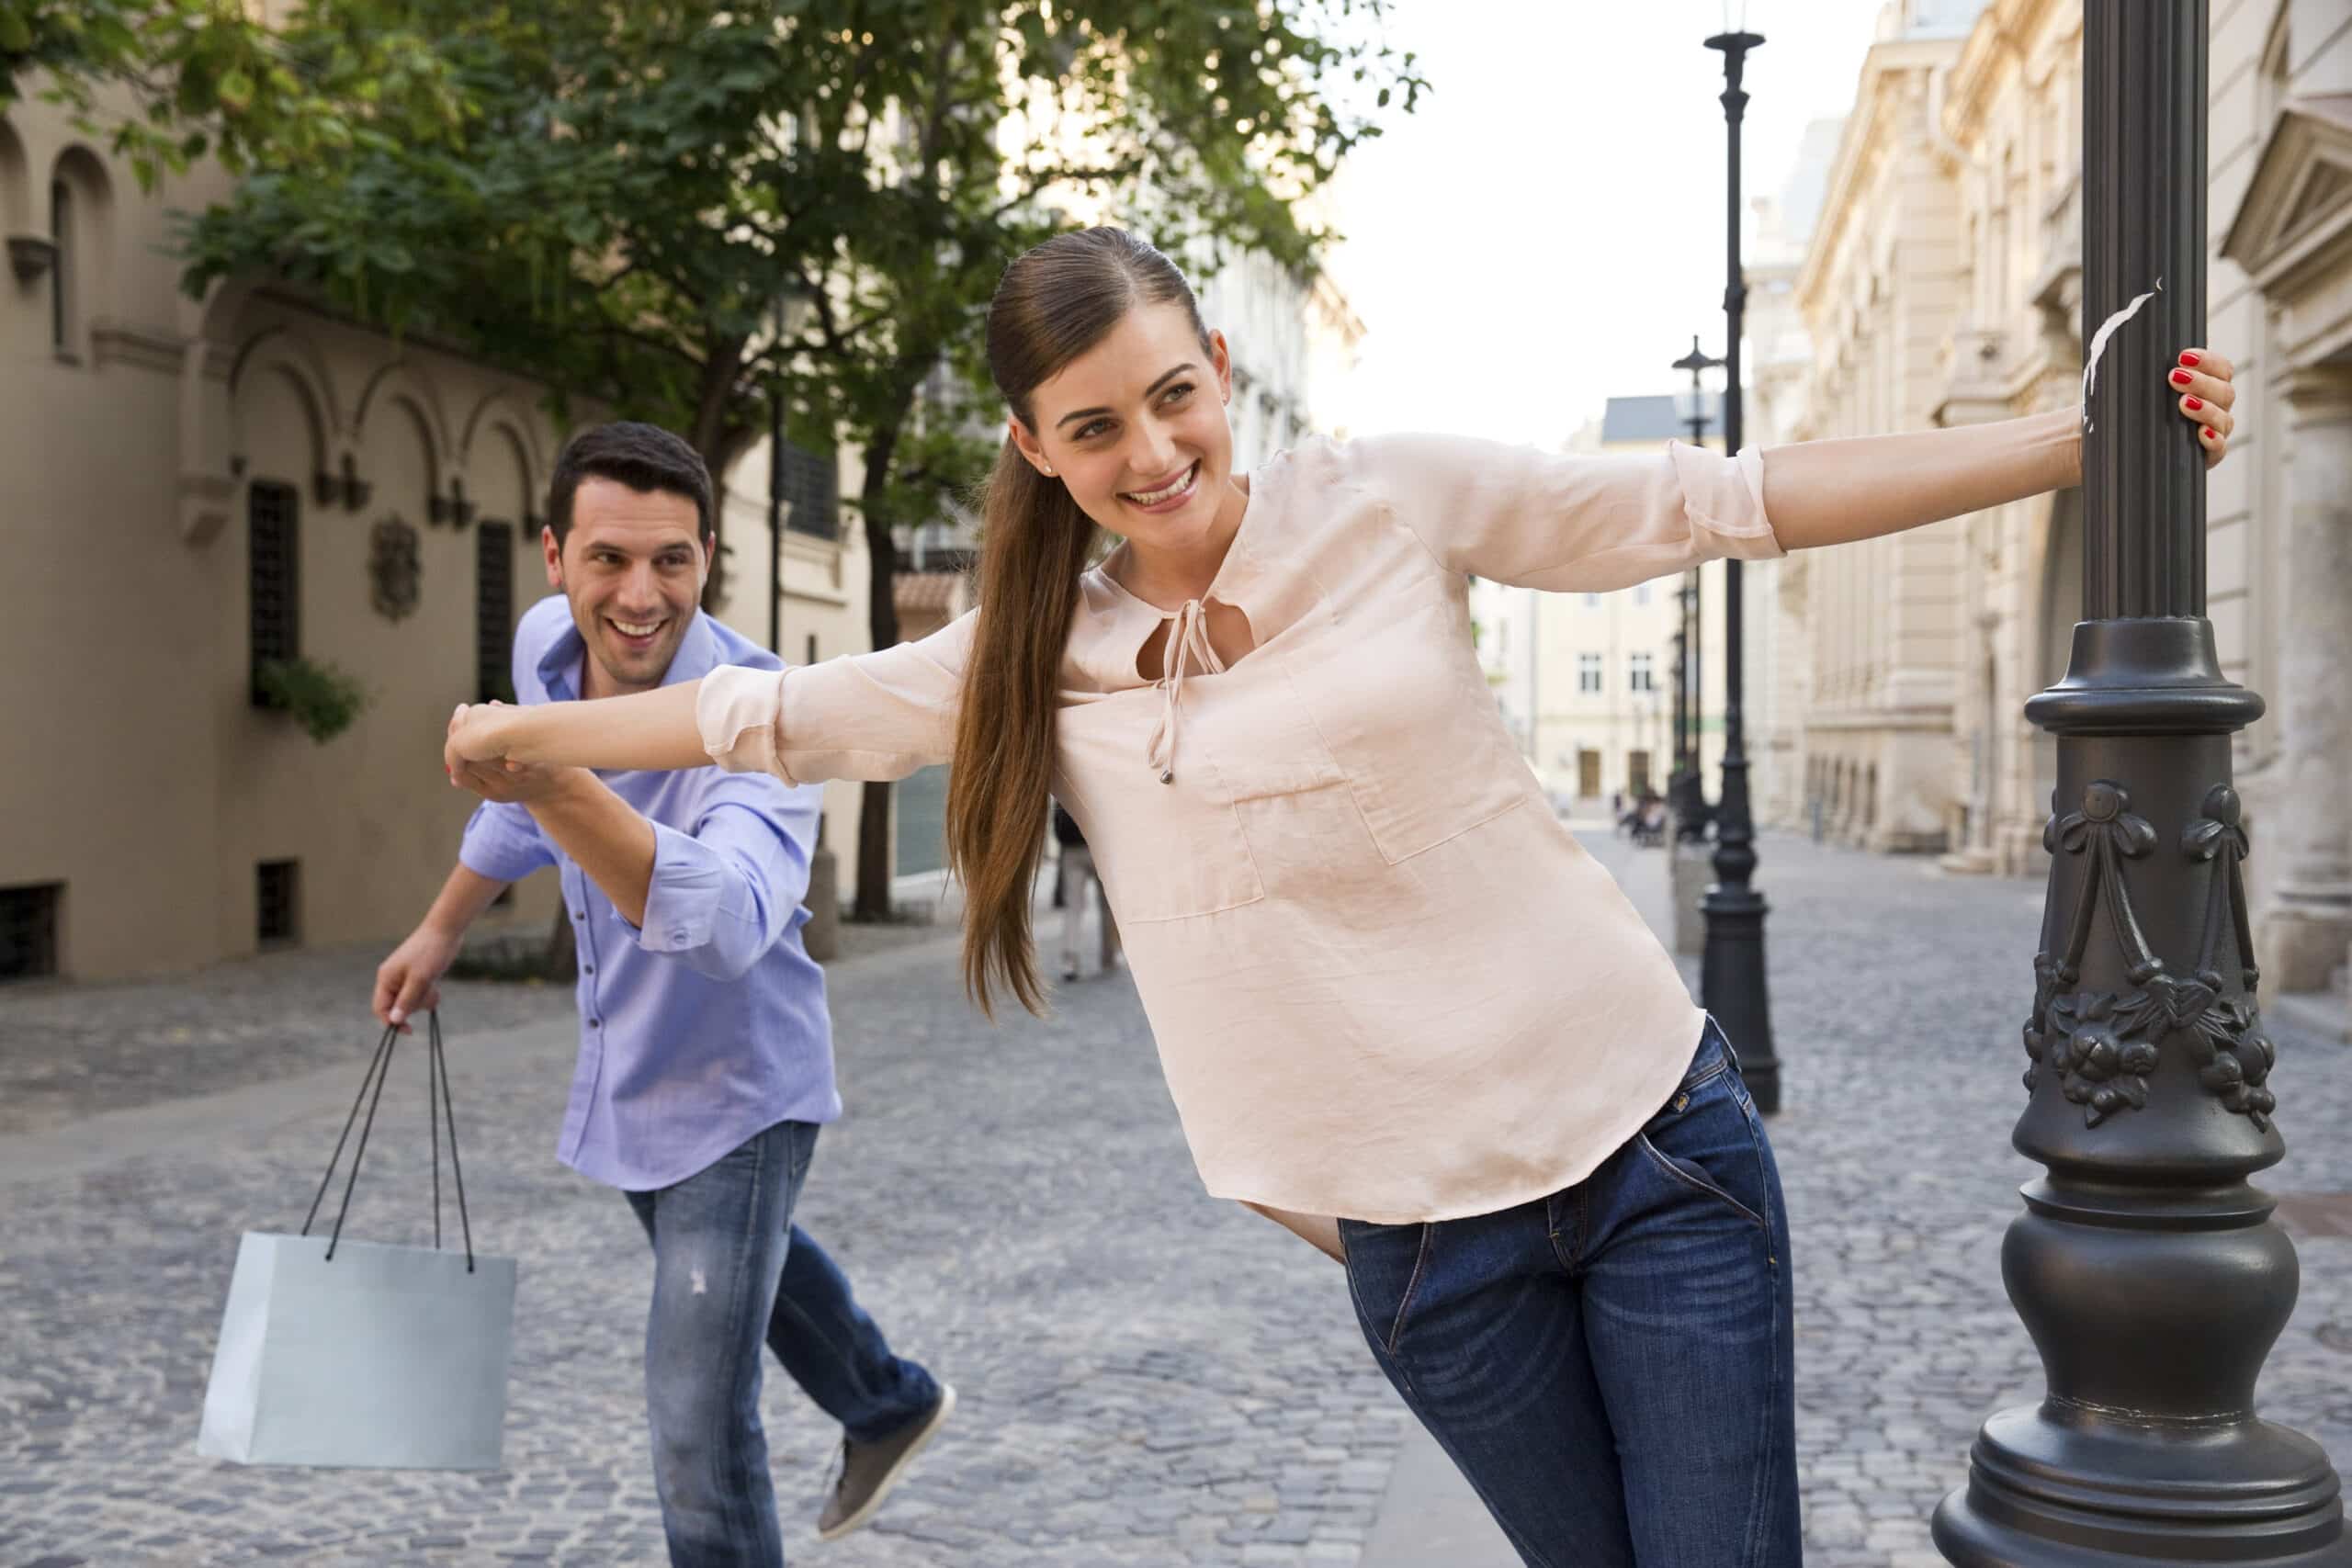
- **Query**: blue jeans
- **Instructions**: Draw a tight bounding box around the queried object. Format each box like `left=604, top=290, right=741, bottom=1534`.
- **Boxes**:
left=624, top=1120, right=940, bottom=1568
left=1338, top=1020, right=1799, bottom=1568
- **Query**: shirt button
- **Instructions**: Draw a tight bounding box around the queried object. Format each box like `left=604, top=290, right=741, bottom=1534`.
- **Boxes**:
left=574, top=909, right=586, bottom=919
left=582, top=964, right=594, bottom=976
left=590, top=1018, right=602, bottom=1029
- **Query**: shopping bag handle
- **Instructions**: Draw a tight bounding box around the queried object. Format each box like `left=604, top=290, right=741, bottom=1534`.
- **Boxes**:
left=300, top=1010, right=477, bottom=1271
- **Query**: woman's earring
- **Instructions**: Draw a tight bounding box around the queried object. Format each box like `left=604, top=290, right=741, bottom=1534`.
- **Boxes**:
left=1043, top=465, right=1055, bottom=477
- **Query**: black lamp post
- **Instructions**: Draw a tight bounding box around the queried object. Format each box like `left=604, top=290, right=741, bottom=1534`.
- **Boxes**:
left=1670, top=624, right=1689, bottom=802
left=1699, top=18, right=1779, bottom=1114
left=1670, top=339, right=1721, bottom=844
left=1669, top=571, right=1707, bottom=836
left=1931, top=3, right=2345, bottom=1561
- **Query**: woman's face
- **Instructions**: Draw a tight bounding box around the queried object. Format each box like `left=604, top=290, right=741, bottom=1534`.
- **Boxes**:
left=1010, top=302, right=1241, bottom=554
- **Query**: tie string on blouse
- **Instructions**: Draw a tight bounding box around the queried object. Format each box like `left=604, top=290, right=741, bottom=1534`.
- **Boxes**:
left=1145, top=598, right=1225, bottom=784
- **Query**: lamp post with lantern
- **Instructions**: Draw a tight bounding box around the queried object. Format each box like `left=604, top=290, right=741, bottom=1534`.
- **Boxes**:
left=1693, top=9, right=1780, bottom=1112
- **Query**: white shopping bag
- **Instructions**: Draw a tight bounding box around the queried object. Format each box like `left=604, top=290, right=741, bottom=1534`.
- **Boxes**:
left=198, top=1013, right=517, bottom=1470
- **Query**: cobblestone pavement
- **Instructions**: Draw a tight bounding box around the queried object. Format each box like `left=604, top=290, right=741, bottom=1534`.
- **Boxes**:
left=6, top=829, right=2352, bottom=1568
left=0, top=915, right=949, bottom=1139
left=0, top=912, right=1403, bottom=1568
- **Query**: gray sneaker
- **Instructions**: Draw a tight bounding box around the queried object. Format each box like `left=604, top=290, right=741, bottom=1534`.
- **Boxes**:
left=816, top=1383, right=956, bottom=1541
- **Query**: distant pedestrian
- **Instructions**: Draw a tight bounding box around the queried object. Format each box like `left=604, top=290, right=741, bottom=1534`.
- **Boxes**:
left=379, top=422, right=951, bottom=1565
left=1053, top=803, right=1095, bottom=981
left=444, top=230, right=2238, bottom=1565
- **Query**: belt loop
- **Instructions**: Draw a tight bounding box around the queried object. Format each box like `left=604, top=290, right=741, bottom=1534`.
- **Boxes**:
left=1704, top=1011, right=1744, bottom=1077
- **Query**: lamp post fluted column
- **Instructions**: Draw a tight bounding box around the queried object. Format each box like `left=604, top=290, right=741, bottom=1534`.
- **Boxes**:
left=1932, top=4, right=2345, bottom=1560
left=1699, top=25, right=1779, bottom=1113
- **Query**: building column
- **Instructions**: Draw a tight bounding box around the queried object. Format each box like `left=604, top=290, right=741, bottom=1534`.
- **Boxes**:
left=2257, top=367, right=2352, bottom=994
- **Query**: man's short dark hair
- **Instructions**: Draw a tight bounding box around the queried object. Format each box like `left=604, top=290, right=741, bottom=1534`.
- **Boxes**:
left=546, top=422, right=715, bottom=548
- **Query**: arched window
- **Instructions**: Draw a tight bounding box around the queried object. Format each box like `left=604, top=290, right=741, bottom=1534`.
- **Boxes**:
left=475, top=519, right=515, bottom=703
left=49, top=176, right=70, bottom=355
left=46, top=149, right=111, bottom=365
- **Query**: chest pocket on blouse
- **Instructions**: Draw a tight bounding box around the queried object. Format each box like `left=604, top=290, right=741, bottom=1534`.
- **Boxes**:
left=1055, top=692, right=1272, bottom=925
left=1288, top=591, right=1532, bottom=866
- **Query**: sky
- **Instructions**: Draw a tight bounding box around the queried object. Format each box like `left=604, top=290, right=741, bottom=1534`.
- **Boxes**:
left=1315, top=0, right=1908, bottom=447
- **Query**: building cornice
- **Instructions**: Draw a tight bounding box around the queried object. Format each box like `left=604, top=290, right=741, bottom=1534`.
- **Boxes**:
left=2222, top=96, right=2352, bottom=305
left=1795, top=38, right=1962, bottom=323
left=1801, top=707, right=1960, bottom=735
left=89, top=319, right=187, bottom=375
left=1945, top=0, right=2071, bottom=140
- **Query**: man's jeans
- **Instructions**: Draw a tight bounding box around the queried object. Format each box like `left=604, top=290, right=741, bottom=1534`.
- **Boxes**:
left=1337, top=1019, right=1800, bottom=1568
left=625, top=1120, right=940, bottom=1567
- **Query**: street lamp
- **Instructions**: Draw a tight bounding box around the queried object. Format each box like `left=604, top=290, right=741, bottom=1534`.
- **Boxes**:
left=1699, top=17, right=1779, bottom=1114
left=1670, top=338, right=1722, bottom=845
left=1669, top=571, right=1706, bottom=835
left=1931, top=4, right=2344, bottom=1562
left=1669, top=625, right=1688, bottom=802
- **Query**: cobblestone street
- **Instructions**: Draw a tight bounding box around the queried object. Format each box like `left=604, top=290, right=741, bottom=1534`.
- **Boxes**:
left=4, top=825, right=2349, bottom=1567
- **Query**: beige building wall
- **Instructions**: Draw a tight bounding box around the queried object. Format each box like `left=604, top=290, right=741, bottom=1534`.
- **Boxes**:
left=2216, top=0, right=2352, bottom=1009
left=2, top=88, right=874, bottom=983
left=1921, top=0, right=2089, bottom=879
left=1747, top=117, right=1849, bottom=833
left=1784, top=22, right=1976, bottom=855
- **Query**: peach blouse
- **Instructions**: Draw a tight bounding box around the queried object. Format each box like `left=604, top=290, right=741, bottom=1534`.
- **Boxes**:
left=697, top=434, right=1784, bottom=1223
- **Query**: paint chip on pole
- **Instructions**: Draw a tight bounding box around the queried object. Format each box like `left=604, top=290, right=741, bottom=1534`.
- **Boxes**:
left=2080, top=277, right=2162, bottom=433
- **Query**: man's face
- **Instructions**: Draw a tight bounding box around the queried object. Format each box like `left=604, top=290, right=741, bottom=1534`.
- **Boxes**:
left=543, top=476, right=708, bottom=699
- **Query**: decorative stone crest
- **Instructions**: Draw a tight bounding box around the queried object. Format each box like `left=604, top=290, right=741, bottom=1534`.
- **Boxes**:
left=368, top=516, right=422, bottom=622
left=2023, top=780, right=2275, bottom=1129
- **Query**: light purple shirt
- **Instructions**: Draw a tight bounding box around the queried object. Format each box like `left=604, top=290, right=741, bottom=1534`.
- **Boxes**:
left=459, top=593, right=839, bottom=1190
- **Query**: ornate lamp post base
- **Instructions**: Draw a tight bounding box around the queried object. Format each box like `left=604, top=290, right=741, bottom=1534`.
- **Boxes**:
left=1931, top=624, right=2347, bottom=1561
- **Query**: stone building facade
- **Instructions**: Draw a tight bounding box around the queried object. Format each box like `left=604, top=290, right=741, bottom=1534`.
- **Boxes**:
left=1781, top=0, right=2352, bottom=1025
left=0, top=87, right=872, bottom=984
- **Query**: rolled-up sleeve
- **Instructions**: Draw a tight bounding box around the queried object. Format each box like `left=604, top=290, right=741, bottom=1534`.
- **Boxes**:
left=698, top=612, right=974, bottom=784
left=1356, top=432, right=1783, bottom=593
left=458, top=799, right=556, bottom=884
left=634, top=774, right=819, bottom=983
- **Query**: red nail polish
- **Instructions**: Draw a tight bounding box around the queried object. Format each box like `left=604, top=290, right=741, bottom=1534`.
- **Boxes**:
left=2171, top=369, right=2192, bottom=385
left=2184, top=397, right=2204, bottom=411
left=2179, top=351, right=2200, bottom=367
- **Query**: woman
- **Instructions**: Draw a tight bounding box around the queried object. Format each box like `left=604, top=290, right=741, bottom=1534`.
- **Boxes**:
left=446, top=227, right=2235, bottom=1565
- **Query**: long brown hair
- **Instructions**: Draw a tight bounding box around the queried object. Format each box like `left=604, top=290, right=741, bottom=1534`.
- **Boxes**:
left=946, top=227, right=1215, bottom=1016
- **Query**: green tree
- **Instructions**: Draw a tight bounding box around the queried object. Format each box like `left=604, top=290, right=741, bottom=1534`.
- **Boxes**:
left=168, top=0, right=1422, bottom=919
left=2, top=0, right=467, bottom=188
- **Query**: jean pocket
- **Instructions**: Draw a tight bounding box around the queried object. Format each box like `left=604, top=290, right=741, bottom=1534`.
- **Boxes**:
left=1635, top=1077, right=1769, bottom=1231
left=1338, top=1219, right=1436, bottom=1356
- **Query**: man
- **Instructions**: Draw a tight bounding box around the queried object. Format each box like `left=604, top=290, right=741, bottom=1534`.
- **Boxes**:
left=373, top=422, right=951, bottom=1564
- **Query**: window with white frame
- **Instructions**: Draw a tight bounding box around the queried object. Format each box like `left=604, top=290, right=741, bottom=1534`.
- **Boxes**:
left=1578, top=652, right=1603, bottom=694
left=1629, top=651, right=1656, bottom=692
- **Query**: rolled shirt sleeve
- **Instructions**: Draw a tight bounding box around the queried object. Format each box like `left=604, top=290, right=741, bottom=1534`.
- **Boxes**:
left=632, top=775, right=820, bottom=984
left=698, top=612, right=974, bottom=784
left=458, top=799, right=557, bottom=885
left=1354, top=432, right=1783, bottom=594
